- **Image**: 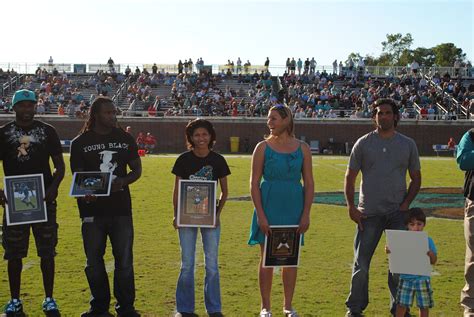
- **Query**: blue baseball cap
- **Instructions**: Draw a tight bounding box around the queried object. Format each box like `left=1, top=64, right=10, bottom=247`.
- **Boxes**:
left=12, top=89, right=36, bottom=107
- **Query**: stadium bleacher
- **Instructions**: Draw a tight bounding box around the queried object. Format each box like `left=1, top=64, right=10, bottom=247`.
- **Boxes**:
left=0, top=64, right=472, bottom=120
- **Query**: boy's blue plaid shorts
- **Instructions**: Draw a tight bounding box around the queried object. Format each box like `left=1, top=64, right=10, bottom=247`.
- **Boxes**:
left=396, top=278, right=434, bottom=309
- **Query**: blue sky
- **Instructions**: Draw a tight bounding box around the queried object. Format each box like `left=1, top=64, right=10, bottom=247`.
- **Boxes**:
left=2, top=0, right=472, bottom=67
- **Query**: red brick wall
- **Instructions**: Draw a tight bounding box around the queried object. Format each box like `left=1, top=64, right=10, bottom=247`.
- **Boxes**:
left=0, top=116, right=470, bottom=155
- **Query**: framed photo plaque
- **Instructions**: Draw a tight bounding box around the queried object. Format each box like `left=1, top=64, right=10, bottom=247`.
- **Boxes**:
left=4, top=174, right=48, bottom=226
left=263, top=225, right=301, bottom=268
left=70, top=172, right=112, bottom=197
left=177, top=179, right=217, bottom=227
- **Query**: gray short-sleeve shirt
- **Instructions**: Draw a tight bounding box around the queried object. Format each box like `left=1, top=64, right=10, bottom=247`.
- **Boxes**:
left=348, top=131, right=420, bottom=215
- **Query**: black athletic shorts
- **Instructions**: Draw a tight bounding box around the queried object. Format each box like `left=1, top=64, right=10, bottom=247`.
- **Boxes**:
left=2, top=201, right=58, bottom=260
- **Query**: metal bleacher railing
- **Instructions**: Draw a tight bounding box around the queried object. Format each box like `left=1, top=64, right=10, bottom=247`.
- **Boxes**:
left=1, top=74, right=24, bottom=97
left=0, top=62, right=472, bottom=78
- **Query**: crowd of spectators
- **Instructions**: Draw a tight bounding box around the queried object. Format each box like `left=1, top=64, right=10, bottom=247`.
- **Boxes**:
left=33, top=68, right=122, bottom=117
left=1, top=59, right=472, bottom=120
left=121, top=60, right=473, bottom=121
left=0, top=68, right=123, bottom=116
left=160, top=69, right=286, bottom=117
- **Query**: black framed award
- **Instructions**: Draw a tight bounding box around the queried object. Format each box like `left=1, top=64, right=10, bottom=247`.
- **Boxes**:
left=70, top=172, right=112, bottom=197
left=177, top=179, right=217, bottom=227
left=263, top=225, right=301, bottom=267
left=4, top=174, right=48, bottom=226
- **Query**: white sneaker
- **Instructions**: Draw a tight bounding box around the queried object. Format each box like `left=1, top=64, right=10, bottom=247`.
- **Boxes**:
left=283, top=308, right=299, bottom=317
left=260, top=308, right=272, bottom=317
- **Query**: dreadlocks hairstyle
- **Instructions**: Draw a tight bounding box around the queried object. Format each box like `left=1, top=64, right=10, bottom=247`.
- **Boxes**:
left=185, top=118, right=216, bottom=150
left=371, top=98, right=400, bottom=127
left=80, top=96, right=115, bottom=133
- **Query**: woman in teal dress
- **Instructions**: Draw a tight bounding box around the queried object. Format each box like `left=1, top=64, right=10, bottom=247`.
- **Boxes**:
left=249, top=105, right=314, bottom=317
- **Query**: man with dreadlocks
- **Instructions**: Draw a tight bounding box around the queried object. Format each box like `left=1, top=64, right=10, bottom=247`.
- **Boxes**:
left=70, top=96, right=142, bottom=317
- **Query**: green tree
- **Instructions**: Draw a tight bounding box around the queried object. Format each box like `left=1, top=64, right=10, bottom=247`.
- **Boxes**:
left=399, top=47, right=436, bottom=67
left=363, top=54, right=378, bottom=66
left=432, top=43, right=466, bottom=66
left=381, top=33, right=413, bottom=65
left=345, top=52, right=363, bottom=66
left=412, top=47, right=436, bottom=67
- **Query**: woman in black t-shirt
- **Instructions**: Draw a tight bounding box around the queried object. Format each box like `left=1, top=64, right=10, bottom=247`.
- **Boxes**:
left=172, top=119, right=230, bottom=317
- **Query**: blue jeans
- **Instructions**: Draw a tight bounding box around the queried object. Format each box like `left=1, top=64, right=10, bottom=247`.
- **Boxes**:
left=81, top=216, right=136, bottom=315
left=176, top=226, right=221, bottom=314
left=346, top=210, right=407, bottom=314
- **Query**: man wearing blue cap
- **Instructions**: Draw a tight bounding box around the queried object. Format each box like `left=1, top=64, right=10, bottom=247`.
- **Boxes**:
left=0, top=89, right=65, bottom=317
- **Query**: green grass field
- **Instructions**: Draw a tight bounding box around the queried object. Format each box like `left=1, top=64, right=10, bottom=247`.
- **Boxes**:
left=0, top=155, right=467, bottom=316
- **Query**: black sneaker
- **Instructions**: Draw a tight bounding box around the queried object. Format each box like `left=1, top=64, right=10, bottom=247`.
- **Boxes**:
left=80, top=310, right=115, bottom=317
left=345, top=311, right=363, bottom=317
left=209, top=313, right=224, bottom=317
left=117, top=310, right=140, bottom=317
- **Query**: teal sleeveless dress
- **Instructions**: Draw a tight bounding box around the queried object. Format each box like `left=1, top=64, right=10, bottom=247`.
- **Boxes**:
left=248, top=143, right=305, bottom=245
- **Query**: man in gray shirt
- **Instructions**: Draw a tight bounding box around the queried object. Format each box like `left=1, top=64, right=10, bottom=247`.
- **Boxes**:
left=344, top=98, right=421, bottom=317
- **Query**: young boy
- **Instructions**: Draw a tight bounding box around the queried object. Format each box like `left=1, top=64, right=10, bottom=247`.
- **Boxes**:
left=386, top=208, right=438, bottom=317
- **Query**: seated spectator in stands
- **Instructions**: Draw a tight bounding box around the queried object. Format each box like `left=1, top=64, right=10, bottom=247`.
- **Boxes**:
left=326, top=109, right=337, bottom=119
left=427, top=105, right=436, bottom=120
left=401, top=108, right=410, bottom=119
left=79, top=100, right=88, bottom=113
left=231, top=103, right=238, bottom=117
left=36, top=99, right=46, bottom=115
left=65, top=101, right=76, bottom=118
left=315, top=108, right=324, bottom=118
left=147, top=104, right=157, bottom=117
left=144, top=133, right=157, bottom=153
left=294, top=106, right=305, bottom=119
left=101, top=80, right=113, bottom=96
left=420, top=106, right=428, bottom=119
left=354, top=107, right=364, bottom=119
left=448, top=107, right=457, bottom=120
left=57, top=104, right=65, bottom=116
left=74, top=90, right=84, bottom=103
left=0, top=98, right=11, bottom=113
